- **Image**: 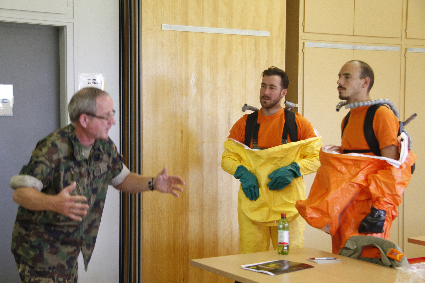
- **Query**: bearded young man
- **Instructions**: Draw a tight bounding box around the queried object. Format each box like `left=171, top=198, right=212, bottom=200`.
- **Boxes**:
left=221, top=67, right=321, bottom=260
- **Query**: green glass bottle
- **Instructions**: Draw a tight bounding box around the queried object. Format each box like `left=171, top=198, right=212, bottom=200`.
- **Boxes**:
left=278, top=213, right=289, bottom=255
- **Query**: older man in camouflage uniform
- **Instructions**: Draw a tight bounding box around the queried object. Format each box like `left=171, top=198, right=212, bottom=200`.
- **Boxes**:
left=10, top=87, right=185, bottom=282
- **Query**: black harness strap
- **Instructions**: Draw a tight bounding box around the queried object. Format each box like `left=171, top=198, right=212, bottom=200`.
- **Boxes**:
left=342, top=104, right=383, bottom=156
left=283, top=109, right=298, bottom=144
left=363, top=104, right=382, bottom=156
left=244, top=111, right=259, bottom=147
left=342, top=103, right=415, bottom=174
left=244, top=109, right=298, bottom=148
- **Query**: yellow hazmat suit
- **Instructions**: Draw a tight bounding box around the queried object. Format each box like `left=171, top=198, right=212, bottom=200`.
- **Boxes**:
left=222, top=137, right=322, bottom=253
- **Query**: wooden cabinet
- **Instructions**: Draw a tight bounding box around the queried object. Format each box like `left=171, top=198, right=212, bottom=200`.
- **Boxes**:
left=287, top=0, right=425, bottom=254
left=303, top=0, right=402, bottom=38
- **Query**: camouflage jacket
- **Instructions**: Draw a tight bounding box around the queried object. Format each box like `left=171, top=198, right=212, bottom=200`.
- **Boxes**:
left=11, top=124, right=124, bottom=274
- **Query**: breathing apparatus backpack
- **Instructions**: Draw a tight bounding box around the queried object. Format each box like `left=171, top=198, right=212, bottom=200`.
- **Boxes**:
left=341, top=102, right=416, bottom=173
left=341, top=103, right=384, bottom=156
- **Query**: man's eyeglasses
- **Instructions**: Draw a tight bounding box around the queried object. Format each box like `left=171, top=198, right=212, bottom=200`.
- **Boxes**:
left=86, top=110, right=116, bottom=121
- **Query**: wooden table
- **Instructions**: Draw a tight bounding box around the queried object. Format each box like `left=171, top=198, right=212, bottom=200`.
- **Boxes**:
left=408, top=236, right=425, bottom=246
left=191, top=247, right=398, bottom=283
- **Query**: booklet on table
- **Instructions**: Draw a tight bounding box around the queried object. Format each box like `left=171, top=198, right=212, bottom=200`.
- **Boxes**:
left=241, top=259, right=314, bottom=276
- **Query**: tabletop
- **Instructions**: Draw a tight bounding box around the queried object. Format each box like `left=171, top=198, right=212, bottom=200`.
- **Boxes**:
left=191, top=247, right=398, bottom=283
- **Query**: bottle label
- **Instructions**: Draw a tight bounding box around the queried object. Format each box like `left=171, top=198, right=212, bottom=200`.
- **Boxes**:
left=278, top=230, right=289, bottom=245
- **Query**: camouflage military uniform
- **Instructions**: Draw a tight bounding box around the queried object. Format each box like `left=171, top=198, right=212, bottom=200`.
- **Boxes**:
left=11, top=124, right=127, bottom=282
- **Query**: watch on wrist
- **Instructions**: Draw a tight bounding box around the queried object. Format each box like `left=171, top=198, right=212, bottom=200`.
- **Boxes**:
left=148, top=178, right=155, bottom=191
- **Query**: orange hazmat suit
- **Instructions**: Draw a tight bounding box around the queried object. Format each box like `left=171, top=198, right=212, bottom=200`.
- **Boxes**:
left=296, top=136, right=416, bottom=254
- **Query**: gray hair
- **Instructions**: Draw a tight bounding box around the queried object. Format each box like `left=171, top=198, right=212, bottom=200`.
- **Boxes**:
left=68, top=87, right=109, bottom=123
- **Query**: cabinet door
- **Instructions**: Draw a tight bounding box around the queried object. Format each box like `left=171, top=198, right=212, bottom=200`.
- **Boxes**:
left=303, top=45, right=401, bottom=148
left=302, top=46, right=352, bottom=254
left=406, top=0, right=425, bottom=39
left=354, top=48, right=402, bottom=244
left=302, top=47, right=353, bottom=255
left=303, top=44, right=403, bottom=246
left=304, top=0, right=354, bottom=35
left=404, top=50, right=425, bottom=258
left=303, top=46, right=353, bottom=146
left=353, top=49, right=401, bottom=109
left=354, top=0, right=402, bottom=38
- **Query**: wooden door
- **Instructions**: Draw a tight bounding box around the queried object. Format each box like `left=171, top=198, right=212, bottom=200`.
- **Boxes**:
left=141, top=1, right=286, bottom=281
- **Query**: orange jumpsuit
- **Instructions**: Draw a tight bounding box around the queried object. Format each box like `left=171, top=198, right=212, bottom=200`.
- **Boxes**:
left=296, top=105, right=416, bottom=254
left=222, top=108, right=321, bottom=253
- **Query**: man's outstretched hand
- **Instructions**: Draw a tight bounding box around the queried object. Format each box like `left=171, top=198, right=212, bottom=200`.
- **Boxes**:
left=153, top=168, right=185, bottom=197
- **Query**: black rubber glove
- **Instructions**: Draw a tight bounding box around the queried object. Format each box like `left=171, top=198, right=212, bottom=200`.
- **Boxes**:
left=358, top=206, right=386, bottom=234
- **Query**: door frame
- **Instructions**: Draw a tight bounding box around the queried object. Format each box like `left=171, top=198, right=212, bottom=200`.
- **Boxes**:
left=0, top=17, right=74, bottom=125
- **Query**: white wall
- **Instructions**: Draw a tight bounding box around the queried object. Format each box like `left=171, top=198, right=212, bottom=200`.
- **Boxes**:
left=73, top=1, right=120, bottom=282
left=0, top=0, right=121, bottom=282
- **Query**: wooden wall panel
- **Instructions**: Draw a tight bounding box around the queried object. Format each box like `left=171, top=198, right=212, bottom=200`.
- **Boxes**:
left=141, top=1, right=286, bottom=282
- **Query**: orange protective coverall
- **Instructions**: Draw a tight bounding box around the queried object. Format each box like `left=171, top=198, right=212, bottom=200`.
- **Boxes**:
left=296, top=105, right=416, bottom=254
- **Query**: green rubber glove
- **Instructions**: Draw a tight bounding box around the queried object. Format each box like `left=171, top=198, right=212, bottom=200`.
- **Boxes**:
left=267, top=162, right=301, bottom=191
left=234, top=165, right=259, bottom=201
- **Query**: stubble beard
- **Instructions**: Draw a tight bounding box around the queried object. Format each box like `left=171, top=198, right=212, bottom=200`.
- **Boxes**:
left=338, top=92, right=348, bottom=100
left=338, top=87, right=349, bottom=101
left=260, top=96, right=281, bottom=109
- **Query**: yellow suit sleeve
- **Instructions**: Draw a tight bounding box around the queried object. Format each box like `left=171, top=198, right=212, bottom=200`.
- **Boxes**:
left=222, top=115, right=248, bottom=176
left=221, top=145, right=242, bottom=176
left=296, top=137, right=322, bottom=176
